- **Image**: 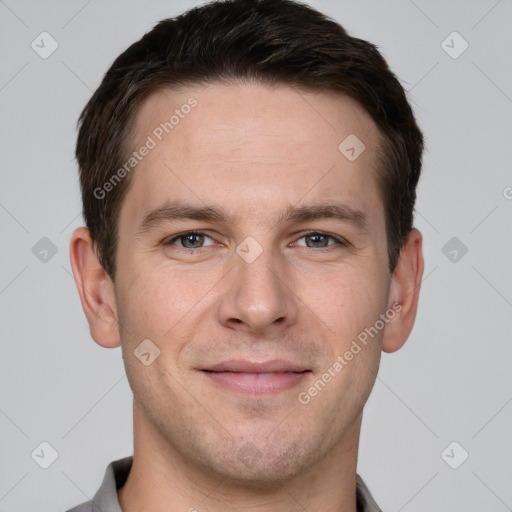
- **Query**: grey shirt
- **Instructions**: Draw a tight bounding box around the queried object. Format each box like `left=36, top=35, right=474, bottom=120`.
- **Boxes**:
left=66, top=456, right=382, bottom=512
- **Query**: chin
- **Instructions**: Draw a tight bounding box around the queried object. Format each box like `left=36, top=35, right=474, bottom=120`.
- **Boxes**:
left=197, top=433, right=323, bottom=489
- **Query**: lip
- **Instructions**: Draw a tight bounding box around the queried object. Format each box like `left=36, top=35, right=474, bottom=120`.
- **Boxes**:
left=201, top=359, right=311, bottom=395
left=205, top=359, right=309, bottom=373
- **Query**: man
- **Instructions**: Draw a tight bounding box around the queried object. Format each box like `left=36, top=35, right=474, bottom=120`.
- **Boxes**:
left=67, top=0, right=424, bottom=510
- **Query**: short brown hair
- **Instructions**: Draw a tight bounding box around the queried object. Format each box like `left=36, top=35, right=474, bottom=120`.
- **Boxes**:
left=76, top=0, right=424, bottom=279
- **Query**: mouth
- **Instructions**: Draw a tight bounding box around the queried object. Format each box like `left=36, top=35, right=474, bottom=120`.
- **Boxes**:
left=201, top=360, right=312, bottom=395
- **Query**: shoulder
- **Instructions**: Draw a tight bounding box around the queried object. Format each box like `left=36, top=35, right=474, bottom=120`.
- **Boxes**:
left=65, top=501, right=93, bottom=512
left=64, top=455, right=132, bottom=512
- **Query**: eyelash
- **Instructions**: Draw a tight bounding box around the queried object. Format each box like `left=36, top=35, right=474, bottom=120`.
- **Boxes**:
left=162, top=230, right=349, bottom=251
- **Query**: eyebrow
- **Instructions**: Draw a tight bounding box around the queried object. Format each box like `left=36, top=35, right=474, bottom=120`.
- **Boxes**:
left=136, top=201, right=370, bottom=236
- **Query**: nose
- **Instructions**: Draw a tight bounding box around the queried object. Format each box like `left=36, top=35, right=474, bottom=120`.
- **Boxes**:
left=217, top=244, right=299, bottom=336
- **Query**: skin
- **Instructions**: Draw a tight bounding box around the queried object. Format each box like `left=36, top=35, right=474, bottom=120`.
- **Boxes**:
left=70, top=82, right=424, bottom=512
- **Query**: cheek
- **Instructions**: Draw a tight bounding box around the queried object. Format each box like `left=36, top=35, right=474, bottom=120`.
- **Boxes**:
left=115, top=268, right=201, bottom=399
left=115, top=262, right=216, bottom=348
left=300, top=263, right=388, bottom=347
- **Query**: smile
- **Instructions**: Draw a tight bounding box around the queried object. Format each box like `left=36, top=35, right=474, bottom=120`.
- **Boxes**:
left=201, top=360, right=311, bottom=395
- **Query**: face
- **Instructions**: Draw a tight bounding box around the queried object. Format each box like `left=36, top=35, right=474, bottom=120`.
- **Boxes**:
left=113, top=83, right=392, bottom=484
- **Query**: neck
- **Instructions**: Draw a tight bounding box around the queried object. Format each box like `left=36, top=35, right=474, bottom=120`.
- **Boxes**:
left=118, top=401, right=362, bottom=512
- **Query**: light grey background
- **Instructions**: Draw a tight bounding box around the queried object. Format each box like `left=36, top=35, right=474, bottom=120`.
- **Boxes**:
left=1, top=0, right=511, bottom=511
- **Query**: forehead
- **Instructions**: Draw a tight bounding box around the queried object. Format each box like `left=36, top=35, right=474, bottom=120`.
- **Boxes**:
left=122, top=82, right=384, bottom=229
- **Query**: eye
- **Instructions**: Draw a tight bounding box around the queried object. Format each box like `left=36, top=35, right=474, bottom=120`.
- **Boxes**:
left=293, top=231, right=348, bottom=249
left=162, top=230, right=349, bottom=251
left=163, top=231, right=216, bottom=249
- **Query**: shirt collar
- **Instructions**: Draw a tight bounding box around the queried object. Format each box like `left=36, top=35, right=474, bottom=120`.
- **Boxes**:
left=89, top=456, right=382, bottom=512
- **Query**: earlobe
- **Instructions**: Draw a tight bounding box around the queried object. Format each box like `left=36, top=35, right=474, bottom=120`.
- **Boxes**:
left=69, top=227, right=121, bottom=348
left=381, top=228, right=424, bottom=354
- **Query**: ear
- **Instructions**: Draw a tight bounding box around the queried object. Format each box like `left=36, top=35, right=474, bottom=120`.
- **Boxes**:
left=381, top=228, right=424, bottom=353
left=69, top=227, right=121, bottom=348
